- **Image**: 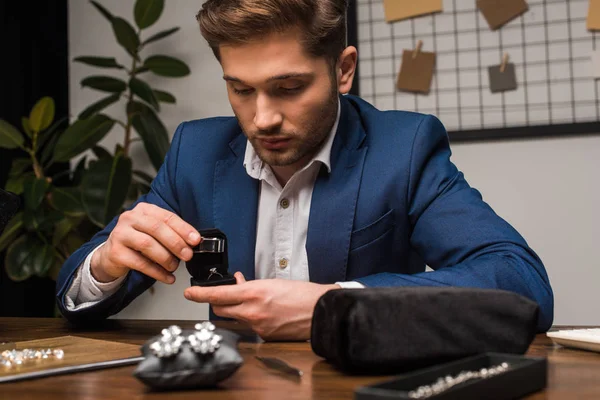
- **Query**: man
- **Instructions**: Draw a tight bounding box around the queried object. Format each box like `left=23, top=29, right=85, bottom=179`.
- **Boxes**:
left=56, top=0, right=553, bottom=340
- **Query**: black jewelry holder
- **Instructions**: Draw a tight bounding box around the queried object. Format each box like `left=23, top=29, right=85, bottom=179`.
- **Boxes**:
left=185, top=228, right=236, bottom=287
left=354, top=353, right=547, bottom=400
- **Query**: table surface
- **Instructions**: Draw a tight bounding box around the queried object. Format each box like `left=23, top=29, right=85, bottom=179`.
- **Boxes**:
left=1, top=318, right=600, bottom=399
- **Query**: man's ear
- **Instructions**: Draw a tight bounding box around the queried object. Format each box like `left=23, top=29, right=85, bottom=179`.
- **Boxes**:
left=337, top=46, right=357, bottom=94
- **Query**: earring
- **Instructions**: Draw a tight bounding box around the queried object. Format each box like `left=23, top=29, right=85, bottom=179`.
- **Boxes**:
left=149, top=322, right=222, bottom=358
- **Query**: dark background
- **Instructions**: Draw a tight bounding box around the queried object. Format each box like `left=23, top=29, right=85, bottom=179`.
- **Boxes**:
left=0, top=1, right=69, bottom=316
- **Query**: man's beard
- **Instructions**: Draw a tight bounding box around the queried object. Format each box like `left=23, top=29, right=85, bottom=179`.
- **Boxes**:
left=243, top=88, right=338, bottom=168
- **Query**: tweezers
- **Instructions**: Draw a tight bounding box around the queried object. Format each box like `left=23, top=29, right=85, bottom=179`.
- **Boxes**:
left=255, top=356, right=303, bottom=378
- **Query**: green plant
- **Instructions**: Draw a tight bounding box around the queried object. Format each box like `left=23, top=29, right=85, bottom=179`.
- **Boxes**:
left=0, top=97, right=90, bottom=281
left=0, top=0, right=189, bottom=282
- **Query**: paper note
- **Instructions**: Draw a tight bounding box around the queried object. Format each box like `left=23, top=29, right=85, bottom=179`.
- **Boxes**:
left=591, top=50, right=600, bottom=78
left=488, top=64, right=517, bottom=93
left=397, top=49, right=436, bottom=94
left=383, top=0, right=443, bottom=23
left=588, top=0, right=600, bottom=31
left=477, top=0, right=528, bottom=30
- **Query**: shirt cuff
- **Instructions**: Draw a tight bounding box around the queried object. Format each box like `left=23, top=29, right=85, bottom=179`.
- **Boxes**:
left=335, top=281, right=365, bottom=289
left=64, top=242, right=126, bottom=311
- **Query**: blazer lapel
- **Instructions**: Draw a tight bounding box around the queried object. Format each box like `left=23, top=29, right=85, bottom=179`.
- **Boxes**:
left=307, top=96, right=367, bottom=284
left=213, top=134, right=258, bottom=281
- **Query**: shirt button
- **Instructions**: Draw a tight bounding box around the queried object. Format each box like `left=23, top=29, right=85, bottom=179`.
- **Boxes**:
left=278, top=258, right=288, bottom=269
left=280, top=198, right=290, bottom=209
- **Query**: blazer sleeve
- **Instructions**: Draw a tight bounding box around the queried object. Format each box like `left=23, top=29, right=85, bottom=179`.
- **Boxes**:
left=55, top=122, right=187, bottom=324
left=355, top=115, right=554, bottom=332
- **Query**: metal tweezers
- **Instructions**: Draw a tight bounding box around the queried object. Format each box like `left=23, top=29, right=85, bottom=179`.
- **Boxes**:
left=255, top=356, right=303, bottom=378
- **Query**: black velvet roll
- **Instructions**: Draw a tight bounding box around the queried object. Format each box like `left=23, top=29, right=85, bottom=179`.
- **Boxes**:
left=311, top=287, right=539, bottom=374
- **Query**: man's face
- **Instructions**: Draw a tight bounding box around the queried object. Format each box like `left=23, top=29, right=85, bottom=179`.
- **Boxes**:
left=219, top=29, right=339, bottom=171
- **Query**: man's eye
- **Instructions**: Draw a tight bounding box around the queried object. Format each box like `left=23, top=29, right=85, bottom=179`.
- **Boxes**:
left=233, top=88, right=253, bottom=95
left=280, top=86, right=303, bottom=94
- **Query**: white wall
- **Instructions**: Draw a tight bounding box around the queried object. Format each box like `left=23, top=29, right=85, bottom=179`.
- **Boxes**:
left=69, top=0, right=600, bottom=325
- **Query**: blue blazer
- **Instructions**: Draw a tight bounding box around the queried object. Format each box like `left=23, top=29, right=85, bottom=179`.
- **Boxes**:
left=56, top=95, right=553, bottom=331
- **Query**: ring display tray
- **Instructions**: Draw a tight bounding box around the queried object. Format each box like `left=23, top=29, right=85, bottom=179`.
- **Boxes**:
left=0, top=336, right=143, bottom=383
left=354, top=353, right=547, bottom=400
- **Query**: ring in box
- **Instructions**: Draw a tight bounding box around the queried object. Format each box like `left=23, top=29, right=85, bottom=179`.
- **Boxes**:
left=185, top=228, right=236, bottom=287
left=354, top=353, right=547, bottom=400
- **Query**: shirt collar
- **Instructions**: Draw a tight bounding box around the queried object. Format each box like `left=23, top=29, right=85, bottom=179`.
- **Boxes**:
left=243, top=98, right=341, bottom=179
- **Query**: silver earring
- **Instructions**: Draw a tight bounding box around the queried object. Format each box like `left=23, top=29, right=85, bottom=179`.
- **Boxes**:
left=149, top=322, right=222, bottom=358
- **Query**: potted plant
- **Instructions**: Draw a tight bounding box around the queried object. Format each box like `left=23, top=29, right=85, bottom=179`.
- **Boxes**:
left=0, top=0, right=189, bottom=284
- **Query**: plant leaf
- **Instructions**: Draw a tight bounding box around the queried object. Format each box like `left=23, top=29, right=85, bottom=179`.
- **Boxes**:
left=52, top=217, right=76, bottom=246
left=49, top=187, right=85, bottom=217
left=53, top=114, right=115, bottom=162
left=59, top=233, right=86, bottom=263
left=92, top=145, right=112, bottom=159
left=128, top=101, right=169, bottom=171
left=133, top=169, right=154, bottom=184
left=143, top=55, right=190, bottom=77
left=78, top=93, right=121, bottom=119
left=23, top=177, right=50, bottom=210
left=5, top=173, right=33, bottom=195
left=41, top=133, right=60, bottom=167
left=90, top=0, right=114, bottom=22
left=153, top=89, right=176, bottom=104
left=29, top=97, right=55, bottom=132
left=0, top=212, right=23, bottom=252
left=74, top=56, right=124, bottom=69
left=0, top=119, right=25, bottom=149
left=72, top=156, right=87, bottom=186
left=129, top=77, right=159, bottom=111
left=81, top=76, right=127, bottom=93
left=37, top=116, right=68, bottom=155
left=5, top=235, right=37, bottom=281
left=22, top=117, right=33, bottom=138
left=82, top=153, right=132, bottom=227
left=141, top=27, right=179, bottom=46
left=134, top=0, right=164, bottom=30
left=112, top=17, right=140, bottom=60
left=8, top=158, right=32, bottom=177
left=32, top=242, right=55, bottom=277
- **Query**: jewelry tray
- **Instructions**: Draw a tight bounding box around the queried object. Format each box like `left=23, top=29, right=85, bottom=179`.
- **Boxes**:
left=354, top=352, right=547, bottom=400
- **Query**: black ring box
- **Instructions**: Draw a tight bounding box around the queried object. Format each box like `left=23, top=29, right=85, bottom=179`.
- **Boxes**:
left=185, top=228, right=236, bottom=287
left=354, top=353, right=547, bottom=400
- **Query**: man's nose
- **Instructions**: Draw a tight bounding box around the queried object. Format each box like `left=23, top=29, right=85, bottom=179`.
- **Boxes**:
left=254, top=94, right=283, bottom=132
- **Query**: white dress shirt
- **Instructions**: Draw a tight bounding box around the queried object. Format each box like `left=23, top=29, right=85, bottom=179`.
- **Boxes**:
left=65, top=99, right=361, bottom=310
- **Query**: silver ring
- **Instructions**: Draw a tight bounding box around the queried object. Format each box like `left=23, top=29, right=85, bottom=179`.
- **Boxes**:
left=207, top=267, right=223, bottom=280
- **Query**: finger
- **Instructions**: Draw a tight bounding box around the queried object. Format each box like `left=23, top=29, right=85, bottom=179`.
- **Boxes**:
left=114, top=246, right=175, bottom=284
left=130, top=213, right=194, bottom=262
left=184, top=285, right=244, bottom=306
left=121, top=228, right=181, bottom=272
left=234, top=271, right=246, bottom=284
left=212, top=304, right=246, bottom=321
left=136, top=203, right=201, bottom=246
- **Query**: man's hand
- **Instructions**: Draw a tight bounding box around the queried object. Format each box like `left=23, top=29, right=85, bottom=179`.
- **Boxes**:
left=90, top=203, right=202, bottom=284
left=183, top=272, right=340, bottom=341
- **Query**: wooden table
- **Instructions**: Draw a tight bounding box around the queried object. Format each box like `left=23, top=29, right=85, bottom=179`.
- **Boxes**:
left=1, top=318, right=600, bottom=399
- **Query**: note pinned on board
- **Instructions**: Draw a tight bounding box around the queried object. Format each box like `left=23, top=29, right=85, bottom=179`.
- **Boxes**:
left=383, top=0, right=442, bottom=23
left=397, top=42, right=436, bottom=94
left=488, top=54, right=517, bottom=93
left=477, top=0, right=528, bottom=30
left=588, top=0, right=600, bottom=31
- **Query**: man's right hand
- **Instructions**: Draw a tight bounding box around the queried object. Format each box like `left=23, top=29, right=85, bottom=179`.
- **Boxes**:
left=90, top=203, right=202, bottom=284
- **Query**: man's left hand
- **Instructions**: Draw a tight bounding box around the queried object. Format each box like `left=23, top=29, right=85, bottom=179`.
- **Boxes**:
left=183, top=272, right=340, bottom=341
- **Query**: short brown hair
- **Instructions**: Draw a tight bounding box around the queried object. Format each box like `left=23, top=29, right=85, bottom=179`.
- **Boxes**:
left=196, top=0, right=348, bottom=65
